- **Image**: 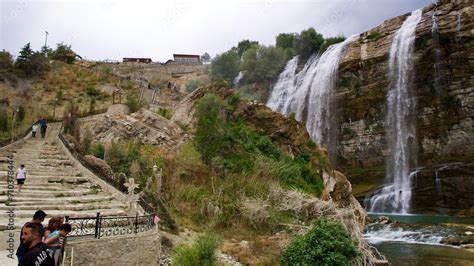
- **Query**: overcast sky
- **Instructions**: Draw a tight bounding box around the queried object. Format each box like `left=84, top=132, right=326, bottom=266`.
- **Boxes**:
left=1, top=0, right=435, bottom=62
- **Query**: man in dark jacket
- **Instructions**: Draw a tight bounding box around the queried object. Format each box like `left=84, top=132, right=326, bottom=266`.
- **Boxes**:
left=19, top=223, right=54, bottom=266
left=16, top=210, right=47, bottom=262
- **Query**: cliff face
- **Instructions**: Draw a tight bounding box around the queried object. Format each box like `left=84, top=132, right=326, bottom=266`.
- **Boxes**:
left=332, top=2, right=473, bottom=214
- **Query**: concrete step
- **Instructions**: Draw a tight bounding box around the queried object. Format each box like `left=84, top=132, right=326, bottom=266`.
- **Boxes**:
left=0, top=195, right=117, bottom=204
left=1, top=189, right=102, bottom=198
left=0, top=202, right=128, bottom=211
left=0, top=208, right=128, bottom=219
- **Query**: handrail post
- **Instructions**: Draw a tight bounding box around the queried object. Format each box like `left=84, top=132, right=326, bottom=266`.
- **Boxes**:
left=94, top=212, right=100, bottom=239
left=135, top=213, right=139, bottom=234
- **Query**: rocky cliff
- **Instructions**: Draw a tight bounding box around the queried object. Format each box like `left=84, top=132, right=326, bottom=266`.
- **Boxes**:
left=332, top=2, right=473, bottom=215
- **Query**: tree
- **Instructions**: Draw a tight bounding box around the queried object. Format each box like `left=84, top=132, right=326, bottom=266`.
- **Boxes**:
left=0, top=50, right=13, bottom=70
left=15, top=43, right=49, bottom=76
left=276, top=33, right=298, bottom=59
left=210, top=50, right=240, bottom=83
left=320, top=36, right=346, bottom=53
left=51, top=42, right=76, bottom=64
left=296, top=27, right=324, bottom=60
left=235, top=40, right=259, bottom=58
left=240, top=45, right=286, bottom=84
left=201, top=52, right=211, bottom=64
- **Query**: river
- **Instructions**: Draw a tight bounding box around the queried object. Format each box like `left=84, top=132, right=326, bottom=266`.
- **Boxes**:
left=364, top=213, right=474, bottom=265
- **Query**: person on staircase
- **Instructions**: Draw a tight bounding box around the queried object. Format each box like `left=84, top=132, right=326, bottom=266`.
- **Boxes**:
left=39, top=118, right=47, bottom=138
left=31, top=123, right=37, bottom=138
left=19, top=222, right=54, bottom=266
left=16, top=164, right=26, bottom=192
left=16, top=210, right=48, bottom=263
left=43, top=216, right=64, bottom=240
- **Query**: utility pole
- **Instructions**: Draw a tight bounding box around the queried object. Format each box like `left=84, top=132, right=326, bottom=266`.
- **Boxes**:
left=44, top=31, right=49, bottom=47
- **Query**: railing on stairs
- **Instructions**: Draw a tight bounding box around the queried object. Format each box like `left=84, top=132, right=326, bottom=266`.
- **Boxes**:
left=64, top=212, right=155, bottom=240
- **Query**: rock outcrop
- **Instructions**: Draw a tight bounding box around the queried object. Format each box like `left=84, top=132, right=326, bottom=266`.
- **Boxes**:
left=322, top=2, right=474, bottom=215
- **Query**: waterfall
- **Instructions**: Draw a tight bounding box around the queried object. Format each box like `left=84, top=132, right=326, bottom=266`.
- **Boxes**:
left=267, top=36, right=356, bottom=158
left=233, top=71, right=244, bottom=88
left=431, top=10, right=442, bottom=95
left=267, top=56, right=299, bottom=113
left=367, top=9, right=423, bottom=214
left=456, top=12, right=462, bottom=42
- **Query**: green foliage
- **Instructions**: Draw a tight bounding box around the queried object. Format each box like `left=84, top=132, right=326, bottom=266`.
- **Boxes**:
left=235, top=39, right=259, bottom=57
left=320, top=36, right=346, bottom=53
left=366, top=31, right=383, bottom=41
left=0, top=50, right=13, bottom=70
left=194, top=94, right=228, bottom=164
left=172, top=232, right=223, bottom=266
left=0, top=110, right=8, bottom=132
left=210, top=50, right=240, bottom=83
left=63, top=102, right=80, bottom=134
left=51, top=42, right=76, bottom=64
left=15, top=43, right=50, bottom=76
left=56, top=90, right=64, bottom=101
left=91, top=142, right=105, bottom=159
left=81, top=128, right=93, bottom=155
left=157, top=107, right=173, bottom=120
left=201, top=52, right=211, bottom=64
left=281, top=218, right=359, bottom=265
left=271, top=156, right=323, bottom=197
left=125, top=90, right=143, bottom=113
left=240, top=45, right=286, bottom=84
left=441, top=94, right=460, bottom=111
left=276, top=33, right=298, bottom=59
left=16, top=105, right=25, bottom=123
left=85, top=85, right=100, bottom=96
left=185, top=80, right=202, bottom=93
left=296, top=28, right=324, bottom=61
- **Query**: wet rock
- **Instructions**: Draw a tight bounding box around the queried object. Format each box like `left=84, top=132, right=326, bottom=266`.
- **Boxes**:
left=440, top=235, right=474, bottom=246
left=378, top=216, right=390, bottom=224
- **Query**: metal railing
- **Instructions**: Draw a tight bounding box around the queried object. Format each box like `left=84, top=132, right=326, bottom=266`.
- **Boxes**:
left=65, top=212, right=155, bottom=239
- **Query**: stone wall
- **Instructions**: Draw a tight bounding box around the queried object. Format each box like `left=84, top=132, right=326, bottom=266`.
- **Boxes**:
left=64, top=231, right=162, bottom=265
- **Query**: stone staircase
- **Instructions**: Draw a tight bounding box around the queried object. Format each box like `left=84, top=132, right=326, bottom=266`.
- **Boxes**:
left=0, top=124, right=129, bottom=265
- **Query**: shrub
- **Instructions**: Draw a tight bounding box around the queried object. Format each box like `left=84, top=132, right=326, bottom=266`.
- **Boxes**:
left=157, top=107, right=173, bottom=120
left=172, top=232, right=223, bottom=266
left=85, top=85, right=100, bottom=96
left=366, top=31, right=383, bottom=41
left=125, top=91, right=143, bottom=113
left=185, top=80, right=202, bottom=93
left=91, top=142, right=105, bottom=159
left=0, top=50, right=13, bottom=70
left=240, top=45, right=286, bottom=84
left=210, top=50, right=240, bottom=83
left=281, top=218, right=359, bottom=265
left=0, top=110, right=8, bottom=132
left=320, top=36, right=346, bottom=53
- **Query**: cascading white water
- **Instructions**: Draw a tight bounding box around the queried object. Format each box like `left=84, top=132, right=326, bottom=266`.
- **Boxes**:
left=267, top=36, right=356, bottom=153
left=367, top=9, right=423, bottom=214
left=267, top=56, right=299, bottom=113
left=233, top=71, right=244, bottom=88
left=456, top=12, right=462, bottom=42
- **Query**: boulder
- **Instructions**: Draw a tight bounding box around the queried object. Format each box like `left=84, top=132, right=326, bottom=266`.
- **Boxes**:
left=83, top=155, right=114, bottom=179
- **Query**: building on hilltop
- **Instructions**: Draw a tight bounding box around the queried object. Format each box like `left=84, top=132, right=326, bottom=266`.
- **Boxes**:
left=173, top=54, right=200, bottom=63
left=123, top=57, right=152, bottom=63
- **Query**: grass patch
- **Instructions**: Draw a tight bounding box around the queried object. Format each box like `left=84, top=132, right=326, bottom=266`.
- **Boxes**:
left=172, top=232, right=223, bottom=266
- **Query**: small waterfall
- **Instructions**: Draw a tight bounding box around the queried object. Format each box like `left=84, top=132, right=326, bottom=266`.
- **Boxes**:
left=233, top=71, right=244, bottom=88
left=267, top=36, right=356, bottom=159
left=267, top=56, right=299, bottom=113
left=368, top=9, right=423, bottom=214
left=431, top=10, right=442, bottom=95
left=456, top=12, right=462, bottom=42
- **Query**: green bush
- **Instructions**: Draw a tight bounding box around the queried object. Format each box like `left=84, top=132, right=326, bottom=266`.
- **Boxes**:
left=125, top=91, right=143, bottom=113
left=210, top=50, right=240, bottom=83
left=281, top=218, right=359, bottom=265
left=185, top=80, right=202, bottom=93
left=85, top=85, right=100, bottom=96
left=157, top=107, right=173, bottom=120
left=172, top=232, right=223, bottom=266
left=320, top=36, right=346, bottom=53
left=91, top=142, right=105, bottom=159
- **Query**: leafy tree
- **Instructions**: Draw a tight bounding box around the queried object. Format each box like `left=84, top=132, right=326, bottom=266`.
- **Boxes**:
left=276, top=33, right=298, bottom=59
left=209, top=50, right=240, bottom=83
left=40, top=45, right=53, bottom=58
left=320, top=36, right=346, bottom=53
left=281, top=218, right=359, bottom=265
left=194, top=94, right=229, bottom=165
left=51, top=42, right=76, bottom=64
left=235, top=39, right=259, bottom=58
left=296, top=27, right=324, bottom=60
left=240, top=45, right=286, bottom=84
left=15, top=43, right=49, bottom=76
left=0, top=50, right=13, bottom=70
left=201, top=52, right=211, bottom=64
